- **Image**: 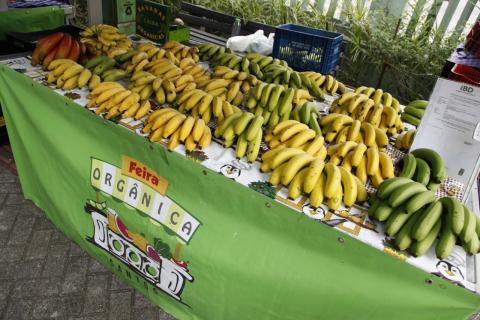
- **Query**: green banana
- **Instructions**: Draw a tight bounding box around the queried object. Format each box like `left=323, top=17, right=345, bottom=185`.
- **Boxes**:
left=375, top=201, right=395, bottom=222
left=115, top=50, right=137, bottom=63
left=376, top=177, right=412, bottom=200
left=253, top=83, right=266, bottom=101
left=439, top=197, right=464, bottom=235
left=368, top=198, right=383, bottom=220
left=407, top=100, right=428, bottom=109
left=411, top=148, right=445, bottom=182
left=399, top=153, right=417, bottom=179
left=395, top=211, right=422, bottom=251
left=413, top=157, right=430, bottom=186
left=291, top=72, right=302, bottom=88
left=388, top=181, right=427, bottom=208
left=260, top=84, right=275, bottom=108
left=300, top=102, right=313, bottom=125
left=427, top=180, right=441, bottom=192
left=465, top=235, right=480, bottom=255
left=401, top=112, right=421, bottom=126
left=460, top=205, right=476, bottom=243
left=103, top=69, right=129, bottom=81
left=411, top=218, right=441, bottom=257
left=405, top=190, right=436, bottom=214
left=85, top=55, right=109, bottom=69
left=385, top=205, right=412, bottom=236
left=412, top=200, right=442, bottom=241
left=309, top=113, right=322, bottom=136
left=93, top=57, right=116, bottom=75
left=278, top=88, right=295, bottom=116
left=404, top=106, right=425, bottom=118
left=267, top=85, right=284, bottom=111
left=436, top=214, right=457, bottom=259
left=241, top=57, right=250, bottom=73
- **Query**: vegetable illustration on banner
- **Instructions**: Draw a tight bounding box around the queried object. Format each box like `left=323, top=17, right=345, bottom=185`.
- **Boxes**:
left=86, top=155, right=201, bottom=302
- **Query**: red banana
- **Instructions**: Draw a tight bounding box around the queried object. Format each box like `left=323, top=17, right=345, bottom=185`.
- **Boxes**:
left=55, top=35, right=73, bottom=59
left=42, top=46, right=59, bottom=68
left=31, top=32, right=64, bottom=65
left=67, top=40, right=80, bottom=61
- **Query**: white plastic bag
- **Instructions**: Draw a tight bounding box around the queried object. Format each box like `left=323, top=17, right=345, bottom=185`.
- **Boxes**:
left=226, top=30, right=275, bottom=55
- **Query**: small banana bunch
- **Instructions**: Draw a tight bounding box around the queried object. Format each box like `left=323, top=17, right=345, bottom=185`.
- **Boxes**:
left=301, top=71, right=345, bottom=95
left=401, top=100, right=428, bottom=127
left=261, top=149, right=367, bottom=208
left=327, top=142, right=394, bottom=187
left=354, top=86, right=400, bottom=112
left=80, top=24, right=132, bottom=56
left=330, top=92, right=403, bottom=136
left=84, top=55, right=130, bottom=82
left=214, top=112, right=264, bottom=162
left=397, top=148, right=447, bottom=192
left=395, top=129, right=416, bottom=151
left=163, top=41, right=200, bottom=63
left=143, top=108, right=211, bottom=151
left=128, top=71, right=188, bottom=101
left=46, top=59, right=96, bottom=90
left=135, top=43, right=171, bottom=62
left=246, top=84, right=292, bottom=128
left=265, top=120, right=327, bottom=160
left=319, top=114, right=389, bottom=148
left=86, top=82, right=150, bottom=120
left=118, top=51, right=153, bottom=74
left=177, top=89, right=241, bottom=123
left=127, top=71, right=154, bottom=100
left=292, top=102, right=322, bottom=135
left=211, top=66, right=259, bottom=102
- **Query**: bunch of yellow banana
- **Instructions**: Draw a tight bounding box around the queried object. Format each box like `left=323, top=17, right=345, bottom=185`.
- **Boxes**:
left=330, top=92, right=404, bottom=136
left=136, top=43, right=169, bottom=61
left=177, top=89, right=241, bottom=124
left=163, top=41, right=200, bottom=63
left=181, top=62, right=211, bottom=84
left=141, top=57, right=183, bottom=80
left=209, top=66, right=260, bottom=105
left=319, top=114, right=389, bottom=148
left=121, top=51, right=152, bottom=74
left=301, top=72, right=345, bottom=95
left=264, top=120, right=327, bottom=160
left=354, top=86, right=400, bottom=112
left=261, top=148, right=367, bottom=207
left=127, top=71, right=154, bottom=99
left=46, top=59, right=96, bottom=90
left=395, top=129, right=416, bottom=151
left=86, top=82, right=151, bottom=120
left=327, top=141, right=394, bottom=187
left=153, top=78, right=177, bottom=105
left=143, top=108, right=211, bottom=151
left=195, top=78, right=245, bottom=106
left=80, top=24, right=132, bottom=56
left=213, top=112, right=264, bottom=162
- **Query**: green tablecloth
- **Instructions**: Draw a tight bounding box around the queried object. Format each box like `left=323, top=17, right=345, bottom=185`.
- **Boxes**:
left=0, top=64, right=479, bottom=319
left=0, top=6, right=64, bottom=40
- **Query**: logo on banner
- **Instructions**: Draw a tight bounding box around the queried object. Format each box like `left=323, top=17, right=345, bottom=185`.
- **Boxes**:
left=87, top=156, right=201, bottom=303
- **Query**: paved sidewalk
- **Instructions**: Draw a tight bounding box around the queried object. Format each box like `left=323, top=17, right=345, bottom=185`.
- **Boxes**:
left=0, top=163, right=176, bottom=319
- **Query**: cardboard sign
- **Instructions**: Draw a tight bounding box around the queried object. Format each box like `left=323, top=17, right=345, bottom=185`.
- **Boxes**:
left=136, top=0, right=170, bottom=44
left=411, top=78, right=480, bottom=201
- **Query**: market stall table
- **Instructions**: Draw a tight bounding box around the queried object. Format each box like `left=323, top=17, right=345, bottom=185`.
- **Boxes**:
left=0, top=49, right=480, bottom=319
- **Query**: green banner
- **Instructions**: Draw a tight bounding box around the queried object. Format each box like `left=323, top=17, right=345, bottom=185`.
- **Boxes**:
left=0, top=7, right=64, bottom=40
left=1, top=64, right=480, bottom=319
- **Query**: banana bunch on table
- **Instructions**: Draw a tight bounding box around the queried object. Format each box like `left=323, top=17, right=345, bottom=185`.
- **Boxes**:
left=370, top=177, right=480, bottom=257
left=264, top=120, right=327, bottom=160
left=209, top=66, right=259, bottom=103
left=354, top=86, right=400, bottom=112
left=401, top=100, right=428, bottom=126
left=330, top=92, right=403, bottom=136
left=177, top=89, right=241, bottom=123
left=126, top=71, right=179, bottom=104
left=319, top=114, right=389, bottom=148
left=291, top=102, right=322, bottom=135
left=261, top=149, right=367, bottom=208
left=213, top=112, right=264, bottom=162
left=80, top=24, right=132, bottom=56
left=301, top=71, right=345, bottom=95
left=86, top=82, right=151, bottom=120
left=163, top=41, right=200, bottom=63
left=327, top=142, right=394, bottom=187
left=395, top=129, right=416, bottom=151
left=143, top=108, right=211, bottom=151
left=46, top=59, right=97, bottom=90
left=397, top=148, right=447, bottom=192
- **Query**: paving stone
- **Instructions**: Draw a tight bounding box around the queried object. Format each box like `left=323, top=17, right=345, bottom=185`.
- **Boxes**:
left=159, top=309, right=176, bottom=320
left=14, top=259, right=45, bottom=279
left=4, top=298, right=34, bottom=320
left=32, top=296, right=84, bottom=319
left=83, top=274, right=110, bottom=315
left=12, top=277, right=62, bottom=298
left=0, top=261, right=15, bottom=280
left=0, top=279, right=13, bottom=300
left=5, top=192, right=29, bottom=205
left=61, top=256, right=89, bottom=294
left=0, top=192, right=7, bottom=205
left=108, top=291, right=132, bottom=320
left=135, top=308, right=159, bottom=320
left=88, top=258, right=108, bottom=274
left=110, top=276, right=131, bottom=292
left=134, top=291, right=153, bottom=308
left=68, top=314, right=107, bottom=320
left=24, top=229, right=53, bottom=260
left=70, top=242, right=88, bottom=257
left=33, top=214, right=55, bottom=230
left=0, top=204, right=21, bottom=220
left=42, top=244, right=70, bottom=277
left=0, top=182, right=22, bottom=193
left=7, top=215, right=35, bottom=246
left=50, top=229, right=70, bottom=244
left=0, top=299, right=7, bottom=318
left=0, top=172, right=18, bottom=183
left=0, top=245, right=25, bottom=262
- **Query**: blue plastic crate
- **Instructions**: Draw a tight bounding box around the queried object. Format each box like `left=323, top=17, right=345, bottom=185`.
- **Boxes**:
left=272, top=24, right=343, bottom=74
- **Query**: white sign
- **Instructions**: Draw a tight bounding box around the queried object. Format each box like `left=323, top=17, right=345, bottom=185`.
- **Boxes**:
left=411, top=78, right=480, bottom=200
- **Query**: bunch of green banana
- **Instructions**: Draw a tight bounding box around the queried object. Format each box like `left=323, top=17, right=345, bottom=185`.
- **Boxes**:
left=214, top=112, right=264, bottom=162
left=245, top=83, right=292, bottom=128
left=163, top=41, right=200, bottom=63
left=397, top=148, right=447, bottom=192
left=354, top=86, right=401, bottom=112
left=370, top=177, right=480, bottom=257
left=46, top=59, right=96, bottom=90
left=301, top=71, right=346, bottom=95
left=401, top=100, right=428, bottom=126
left=327, top=141, right=394, bottom=187
left=395, top=129, right=416, bottom=151
left=84, top=55, right=129, bottom=81
left=330, top=92, right=404, bottom=136
left=177, top=89, right=241, bottom=124
left=143, top=107, right=211, bottom=151
left=196, top=43, right=233, bottom=62
left=319, top=114, right=389, bottom=149
left=86, top=82, right=150, bottom=120
left=264, top=120, right=327, bottom=160
left=261, top=150, right=367, bottom=208
left=291, top=102, right=322, bottom=135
